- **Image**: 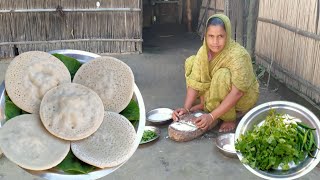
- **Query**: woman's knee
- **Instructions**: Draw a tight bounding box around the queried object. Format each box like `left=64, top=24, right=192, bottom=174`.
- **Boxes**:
left=212, top=68, right=231, bottom=79
left=210, top=68, right=232, bottom=88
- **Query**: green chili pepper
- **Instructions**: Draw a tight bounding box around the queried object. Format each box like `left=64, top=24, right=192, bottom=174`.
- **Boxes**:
left=308, top=131, right=314, bottom=152
left=302, top=130, right=309, bottom=151
left=297, top=122, right=316, bottom=130
left=298, top=133, right=304, bottom=151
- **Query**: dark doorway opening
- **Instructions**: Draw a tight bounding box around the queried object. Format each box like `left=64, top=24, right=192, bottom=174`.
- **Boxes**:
left=142, top=0, right=201, bottom=52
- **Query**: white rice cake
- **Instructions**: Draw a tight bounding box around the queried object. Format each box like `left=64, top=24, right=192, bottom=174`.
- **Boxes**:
left=40, top=83, right=104, bottom=141
left=71, top=111, right=136, bottom=168
left=5, top=51, right=71, bottom=113
left=73, top=56, right=134, bottom=113
left=0, top=114, right=70, bottom=170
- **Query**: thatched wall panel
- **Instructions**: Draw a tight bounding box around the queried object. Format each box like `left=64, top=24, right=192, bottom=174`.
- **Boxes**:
left=312, top=41, right=320, bottom=86
left=0, top=0, right=141, bottom=9
left=259, top=0, right=318, bottom=34
left=11, top=41, right=141, bottom=55
left=197, top=0, right=225, bottom=39
left=216, top=0, right=225, bottom=10
left=256, top=0, right=320, bottom=105
left=292, top=35, right=315, bottom=83
left=0, top=0, right=142, bottom=57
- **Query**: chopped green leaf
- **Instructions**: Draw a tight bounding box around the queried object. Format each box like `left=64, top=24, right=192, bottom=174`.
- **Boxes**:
left=56, top=151, right=96, bottom=174
left=120, top=99, right=139, bottom=122
left=52, top=53, right=82, bottom=79
left=235, top=109, right=315, bottom=171
left=141, top=130, right=157, bottom=143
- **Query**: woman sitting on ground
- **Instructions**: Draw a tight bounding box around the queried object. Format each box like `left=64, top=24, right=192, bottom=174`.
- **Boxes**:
left=172, top=14, right=259, bottom=133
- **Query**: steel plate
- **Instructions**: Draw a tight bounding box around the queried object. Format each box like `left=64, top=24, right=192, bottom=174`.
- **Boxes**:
left=146, top=108, right=173, bottom=125
left=235, top=101, right=320, bottom=180
left=0, top=49, right=146, bottom=180
left=139, top=126, right=161, bottom=144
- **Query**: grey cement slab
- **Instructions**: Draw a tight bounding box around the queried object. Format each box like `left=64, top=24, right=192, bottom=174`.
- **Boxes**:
left=0, top=24, right=320, bottom=180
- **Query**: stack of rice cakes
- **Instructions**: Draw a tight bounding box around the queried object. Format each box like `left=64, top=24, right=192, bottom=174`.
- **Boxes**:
left=0, top=51, right=137, bottom=171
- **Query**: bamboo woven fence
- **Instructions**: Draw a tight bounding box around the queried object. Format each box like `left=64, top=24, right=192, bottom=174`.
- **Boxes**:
left=197, top=0, right=225, bottom=38
left=197, top=0, right=259, bottom=56
left=255, top=0, right=320, bottom=105
left=0, top=0, right=142, bottom=58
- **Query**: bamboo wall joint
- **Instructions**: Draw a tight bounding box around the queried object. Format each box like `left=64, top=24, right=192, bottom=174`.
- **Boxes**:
left=0, top=8, right=141, bottom=13
left=0, top=39, right=143, bottom=46
left=258, top=17, right=320, bottom=41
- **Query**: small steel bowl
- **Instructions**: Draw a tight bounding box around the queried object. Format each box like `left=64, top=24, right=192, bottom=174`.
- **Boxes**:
left=215, top=133, right=237, bottom=158
left=146, top=108, right=173, bottom=125
left=235, top=101, right=320, bottom=179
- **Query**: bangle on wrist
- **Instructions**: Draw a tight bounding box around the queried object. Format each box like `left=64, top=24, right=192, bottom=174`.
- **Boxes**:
left=208, top=113, right=214, bottom=120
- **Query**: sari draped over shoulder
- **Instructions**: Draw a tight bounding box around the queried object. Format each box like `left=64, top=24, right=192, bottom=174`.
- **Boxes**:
left=185, top=14, right=259, bottom=121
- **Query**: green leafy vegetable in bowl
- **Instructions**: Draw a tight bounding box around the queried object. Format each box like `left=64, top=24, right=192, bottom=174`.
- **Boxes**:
left=235, top=109, right=318, bottom=171
left=141, top=130, right=157, bottom=143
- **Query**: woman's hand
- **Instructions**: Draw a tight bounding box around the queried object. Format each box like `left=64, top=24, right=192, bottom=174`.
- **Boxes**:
left=194, top=113, right=215, bottom=131
left=172, top=108, right=189, bottom=121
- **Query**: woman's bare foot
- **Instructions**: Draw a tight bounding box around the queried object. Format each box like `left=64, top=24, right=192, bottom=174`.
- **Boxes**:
left=219, top=121, right=236, bottom=133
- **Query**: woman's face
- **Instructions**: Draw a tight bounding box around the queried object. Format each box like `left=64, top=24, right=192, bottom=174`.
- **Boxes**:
left=206, top=25, right=227, bottom=55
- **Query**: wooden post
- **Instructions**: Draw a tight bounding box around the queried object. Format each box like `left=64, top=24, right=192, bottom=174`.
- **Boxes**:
left=246, top=0, right=260, bottom=57
left=186, top=0, right=192, bottom=32
left=178, top=0, right=183, bottom=24
left=224, top=0, right=230, bottom=17
left=236, top=0, right=244, bottom=46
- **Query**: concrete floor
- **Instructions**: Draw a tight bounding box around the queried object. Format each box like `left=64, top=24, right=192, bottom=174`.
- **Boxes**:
left=0, top=24, right=320, bottom=180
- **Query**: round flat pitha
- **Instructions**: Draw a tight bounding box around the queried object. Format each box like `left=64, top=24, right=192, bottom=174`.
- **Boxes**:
left=0, top=114, right=70, bottom=170
left=5, top=51, right=71, bottom=113
left=40, top=83, right=104, bottom=141
left=73, top=56, right=134, bottom=113
left=71, top=111, right=136, bottom=168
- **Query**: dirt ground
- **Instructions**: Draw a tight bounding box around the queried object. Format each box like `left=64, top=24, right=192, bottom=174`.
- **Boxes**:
left=0, top=24, right=319, bottom=180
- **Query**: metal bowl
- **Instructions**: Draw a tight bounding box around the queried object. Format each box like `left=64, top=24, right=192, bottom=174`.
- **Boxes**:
left=146, top=108, right=173, bottom=125
left=215, top=133, right=237, bottom=158
left=235, top=101, right=320, bottom=179
left=0, top=49, right=146, bottom=180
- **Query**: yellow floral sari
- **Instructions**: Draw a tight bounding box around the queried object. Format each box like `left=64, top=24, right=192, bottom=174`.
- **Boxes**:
left=185, top=14, right=259, bottom=121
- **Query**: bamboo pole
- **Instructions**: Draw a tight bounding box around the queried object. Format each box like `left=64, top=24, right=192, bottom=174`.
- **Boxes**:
left=0, top=38, right=143, bottom=45
left=246, top=0, right=259, bottom=56
left=258, top=17, right=320, bottom=41
left=0, top=8, right=141, bottom=13
left=186, top=0, right=192, bottom=32
left=178, top=0, right=183, bottom=24
left=235, top=0, right=244, bottom=45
